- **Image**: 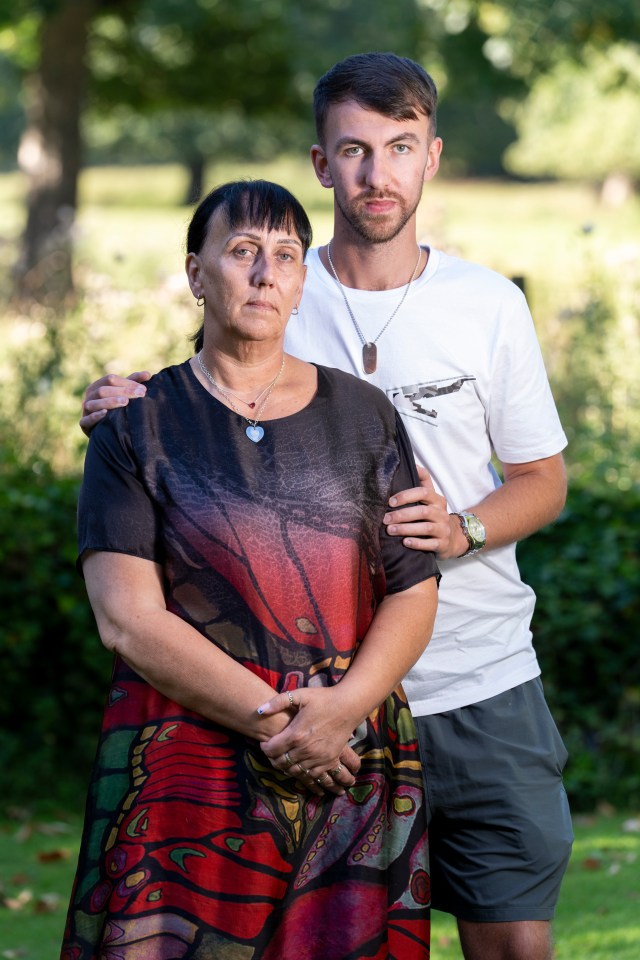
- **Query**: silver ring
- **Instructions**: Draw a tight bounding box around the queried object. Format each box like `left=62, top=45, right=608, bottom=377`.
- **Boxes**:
left=329, top=763, right=343, bottom=778
left=286, top=690, right=295, bottom=709
left=297, top=763, right=311, bottom=777
left=316, top=773, right=329, bottom=785
left=284, top=751, right=295, bottom=768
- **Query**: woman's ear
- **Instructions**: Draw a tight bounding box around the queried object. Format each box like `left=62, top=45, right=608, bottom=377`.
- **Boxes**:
left=185, top=252, right=202, bottom=298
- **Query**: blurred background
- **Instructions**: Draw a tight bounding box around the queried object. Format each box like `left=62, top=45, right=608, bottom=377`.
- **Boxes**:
left=0, top=0, right=638, bottom=861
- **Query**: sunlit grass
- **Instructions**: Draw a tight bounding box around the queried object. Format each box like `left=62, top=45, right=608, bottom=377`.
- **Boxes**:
left=0, top=809, right=637, bottom=959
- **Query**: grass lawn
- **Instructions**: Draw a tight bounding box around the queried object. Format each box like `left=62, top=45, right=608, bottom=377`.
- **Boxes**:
left=0, top=807, right=638, bottom=958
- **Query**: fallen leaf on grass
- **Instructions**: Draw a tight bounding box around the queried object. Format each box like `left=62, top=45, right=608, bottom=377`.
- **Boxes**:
left=13, top=824, right=32, bottom=843
left=2, top=889, right=33, bottom=911
left=10, top=874, right=29, bottom=886
left=37, top=848, right=70, bottom=862
left=581, top=856, right=602, bottom=870
left=37, top=821, right=71, bottom=836
left=34, top=892, right=61, bottom=914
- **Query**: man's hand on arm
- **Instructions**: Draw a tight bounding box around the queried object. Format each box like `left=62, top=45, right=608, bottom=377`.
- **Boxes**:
left=384, top=454, right=567, bottom=559
left=80, top=371, right=151, bottom=437
left=383, top=466, right=455, bottom=557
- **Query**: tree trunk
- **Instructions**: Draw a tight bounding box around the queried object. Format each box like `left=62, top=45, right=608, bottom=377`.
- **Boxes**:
left=16, top=0, right=97, bottom=304
left=183, top=152, right=205, bottom=206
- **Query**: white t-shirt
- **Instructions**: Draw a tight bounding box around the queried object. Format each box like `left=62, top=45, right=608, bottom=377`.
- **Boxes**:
left=285, top=246, right=568, bottom=716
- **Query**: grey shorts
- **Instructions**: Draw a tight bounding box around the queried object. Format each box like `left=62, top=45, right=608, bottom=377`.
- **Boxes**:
left=415, top=677, right=573, bottom=922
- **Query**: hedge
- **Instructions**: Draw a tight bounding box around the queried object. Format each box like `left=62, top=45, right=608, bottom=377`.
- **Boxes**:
left=0, top=456, right=637, bottom=811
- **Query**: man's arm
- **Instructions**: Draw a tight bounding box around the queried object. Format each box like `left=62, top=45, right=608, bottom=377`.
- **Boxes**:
left=80, top=371, right=151, bottom=436
left=385, top=453, right=567, bottom=560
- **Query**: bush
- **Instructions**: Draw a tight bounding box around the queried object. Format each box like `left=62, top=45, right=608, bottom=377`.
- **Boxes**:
left=0, top=455, right=637, bottom=811
left=0, top=453, right=111, bottom=807
left=519, top=484, right=640, bottom=811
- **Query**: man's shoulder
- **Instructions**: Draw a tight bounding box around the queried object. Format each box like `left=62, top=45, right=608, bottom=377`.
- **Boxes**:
left=432, top=248, right=525, bottom=301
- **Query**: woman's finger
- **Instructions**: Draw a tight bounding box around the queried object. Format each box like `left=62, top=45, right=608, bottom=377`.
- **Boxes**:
left=257, top=689, right=299, bottom=717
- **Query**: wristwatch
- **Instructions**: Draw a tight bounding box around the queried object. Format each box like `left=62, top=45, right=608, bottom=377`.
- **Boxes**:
left=454, top=511, right=486, bottom=556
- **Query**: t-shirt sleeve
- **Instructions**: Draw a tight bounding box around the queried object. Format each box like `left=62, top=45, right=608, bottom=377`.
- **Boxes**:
left=488, top=289, right=567, bottom=463
left=381, top=411, right=440, bottom=595
left=77, top=411, right=163, bottom=571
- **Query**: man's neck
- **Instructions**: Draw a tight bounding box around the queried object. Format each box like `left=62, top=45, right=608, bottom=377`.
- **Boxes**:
left=319, top=220, right=427, bottom=292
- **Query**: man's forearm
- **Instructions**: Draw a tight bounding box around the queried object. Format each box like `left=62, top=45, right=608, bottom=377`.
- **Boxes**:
left=454, top=452, right=567, bottom=555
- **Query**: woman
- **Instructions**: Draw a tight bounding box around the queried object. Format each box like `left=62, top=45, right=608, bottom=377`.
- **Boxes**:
left=62, top=180, right=438, bottom=960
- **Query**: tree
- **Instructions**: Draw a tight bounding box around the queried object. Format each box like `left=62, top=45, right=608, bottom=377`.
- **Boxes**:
left=14, top=0, right=101, bottom=303
left=503, top=43, right=640, bottom=197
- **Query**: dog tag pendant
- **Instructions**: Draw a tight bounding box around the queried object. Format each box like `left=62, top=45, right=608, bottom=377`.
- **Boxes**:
left=362, top=342, right=377, bottom=374
left=246, top=425, right=265, bottom=443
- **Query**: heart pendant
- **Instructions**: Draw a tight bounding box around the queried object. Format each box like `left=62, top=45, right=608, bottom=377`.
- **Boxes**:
left=246, top=425, right=264, bottom=443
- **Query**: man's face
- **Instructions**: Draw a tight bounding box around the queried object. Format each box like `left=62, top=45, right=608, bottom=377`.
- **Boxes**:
left=311, top=100, right=441, bottom=244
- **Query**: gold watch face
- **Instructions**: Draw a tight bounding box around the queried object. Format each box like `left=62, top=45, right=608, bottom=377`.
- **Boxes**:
left=464, top=514, right=486, bottom=546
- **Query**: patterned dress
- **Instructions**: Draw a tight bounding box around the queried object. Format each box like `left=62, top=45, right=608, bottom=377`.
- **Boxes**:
left=62, top=362, right=438, bottom=960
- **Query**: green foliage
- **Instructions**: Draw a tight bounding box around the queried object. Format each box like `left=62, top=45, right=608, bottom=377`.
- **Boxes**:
left=518, top=486, right=640, bottom=811
left=503, top=43, right=640, bottom=184
left=0, top=453, right=111, bottom=805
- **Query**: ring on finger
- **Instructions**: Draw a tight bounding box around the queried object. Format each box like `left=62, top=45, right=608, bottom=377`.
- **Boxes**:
left=329, top=763, right=343, bottom=778
left=284, top=751, right=295, bottom=768
left=286, top=690, right=297, bottom=710
left=315, top=773, right=329, bottom=785
left=296, top=763, right=311, bottom=777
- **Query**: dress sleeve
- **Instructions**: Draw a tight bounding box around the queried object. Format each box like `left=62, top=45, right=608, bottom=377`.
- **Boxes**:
left=77, top=411, right=163, bottom=571
left=380, top=412, right=440, bottom=595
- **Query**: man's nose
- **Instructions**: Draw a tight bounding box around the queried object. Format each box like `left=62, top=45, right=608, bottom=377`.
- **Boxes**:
left=364, top=153, right=390, bottom=190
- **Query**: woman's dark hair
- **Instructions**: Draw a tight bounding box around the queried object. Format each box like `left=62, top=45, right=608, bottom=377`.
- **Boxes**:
left=313, top=52, right=438, bottom=143
left=189, top=179, right=312, bottom=353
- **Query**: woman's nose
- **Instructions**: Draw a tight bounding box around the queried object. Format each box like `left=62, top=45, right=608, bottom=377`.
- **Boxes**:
left=252, top=253, right=275, bottom=285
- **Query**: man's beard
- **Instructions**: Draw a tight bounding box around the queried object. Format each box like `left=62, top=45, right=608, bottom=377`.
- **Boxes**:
left=335, top=189, right=422, bottom=244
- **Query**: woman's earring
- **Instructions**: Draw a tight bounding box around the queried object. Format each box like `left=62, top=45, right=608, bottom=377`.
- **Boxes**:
left=291, top=306, right=299, bottom=316
left=196, top=296, right=205, bottom=307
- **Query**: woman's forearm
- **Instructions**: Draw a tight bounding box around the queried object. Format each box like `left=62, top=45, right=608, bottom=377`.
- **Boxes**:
left=83, top=551, right=289, bottom=741
left=260, top=576, right=438, bottom=766
left=332, top=577, right=437, bottom=726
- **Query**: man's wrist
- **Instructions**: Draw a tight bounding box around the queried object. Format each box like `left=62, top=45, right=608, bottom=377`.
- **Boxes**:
left=451, top=511, right=486, bottom=557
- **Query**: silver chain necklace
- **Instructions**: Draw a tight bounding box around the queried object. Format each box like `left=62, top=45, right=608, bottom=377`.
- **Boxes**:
left=326, top=241, right=422, bottom=374
left=197, top=351, right=285, bottom=443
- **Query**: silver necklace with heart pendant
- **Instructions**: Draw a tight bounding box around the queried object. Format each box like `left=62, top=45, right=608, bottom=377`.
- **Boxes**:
left=198, top=351, right=285, bottom=443
left=327, top=241, right=422, bottom=374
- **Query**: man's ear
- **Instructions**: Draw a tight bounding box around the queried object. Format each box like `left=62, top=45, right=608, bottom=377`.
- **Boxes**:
left=310, top=144, right=333, bottom=188
left=423, top=137, right=443, bottom=183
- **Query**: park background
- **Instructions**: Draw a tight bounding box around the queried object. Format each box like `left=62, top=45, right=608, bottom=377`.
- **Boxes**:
left=0, top=1, right=638, bottom=956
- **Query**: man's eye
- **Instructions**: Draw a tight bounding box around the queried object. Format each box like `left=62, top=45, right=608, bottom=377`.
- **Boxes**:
left=344, top=146, right=363, bottom=156
left=394, top=144, right=410, bottom=153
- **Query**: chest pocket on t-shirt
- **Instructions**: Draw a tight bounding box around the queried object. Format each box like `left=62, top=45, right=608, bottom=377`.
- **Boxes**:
left=387, top=375, right=478, bottom=428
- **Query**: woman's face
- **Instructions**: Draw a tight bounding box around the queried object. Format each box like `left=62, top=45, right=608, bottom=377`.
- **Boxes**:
left=186, top=206, right=306, bottom=348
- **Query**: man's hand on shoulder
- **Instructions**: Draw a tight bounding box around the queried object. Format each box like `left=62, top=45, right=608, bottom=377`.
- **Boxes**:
left=383, top=466, right=461, bottom=559
left=80, top=371, right=151, bottom=437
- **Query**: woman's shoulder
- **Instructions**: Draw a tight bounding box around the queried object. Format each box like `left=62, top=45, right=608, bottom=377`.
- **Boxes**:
left=316, top=364, right=393, bottom=410
left=142, top=359, right=192, bottom=397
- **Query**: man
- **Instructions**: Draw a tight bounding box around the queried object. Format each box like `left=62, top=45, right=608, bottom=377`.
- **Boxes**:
left=80, top=53, right=572, bottom=960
